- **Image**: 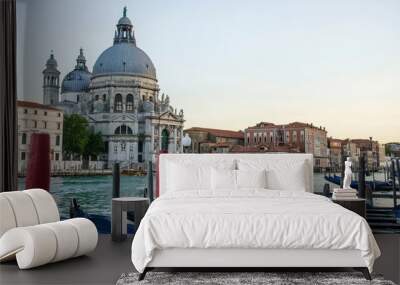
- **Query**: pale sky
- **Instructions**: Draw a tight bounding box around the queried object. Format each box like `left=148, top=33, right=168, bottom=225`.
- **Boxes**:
left=17, top=0, right=400, bottom=143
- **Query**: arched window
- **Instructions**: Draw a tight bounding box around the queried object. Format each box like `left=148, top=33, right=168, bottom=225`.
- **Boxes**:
left=95, top=95, right=99, bottom=101
left=126, top=94, right=134, bottom=112
left=56, top=135, right=60, bottom=146
left=22, top=133, right=27, bottom=144
left=121, top=125, right=126, bottom=134
left=114, top=125, right=133, bottom=135
left=161, top=129, right=169, bottom=152
left=114, top=94, right=123, bottom=112
left=149, top=96, right=153, bottom=102
left=103, top=94, right=106, bottom=101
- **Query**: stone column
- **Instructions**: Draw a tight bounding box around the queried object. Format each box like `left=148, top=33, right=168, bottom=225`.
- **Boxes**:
left=168, top=127, right=175, bottom=153
left=180, top=128, right=183, bottom=153
left=150, top=124, right=155, bottom=160
left=173, top=128, right=177, bottom=153
left=158, top=125, right=162, bottom=152
left=132, top=136, right=139, bottom=163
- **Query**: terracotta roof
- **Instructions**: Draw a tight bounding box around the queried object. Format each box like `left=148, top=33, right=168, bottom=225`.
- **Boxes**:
left=247, top=121, right=326, bottom=132
left=17, top=100, right=62, bottom=112
left=230, top=144, right=301, bottom=153
left=185, top=127, right=244, bottom=139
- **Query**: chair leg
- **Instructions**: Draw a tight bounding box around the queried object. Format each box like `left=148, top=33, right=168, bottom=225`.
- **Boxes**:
left=138, top=268, right=148, bottom=281
left=354, top=267, right=371, bottom=280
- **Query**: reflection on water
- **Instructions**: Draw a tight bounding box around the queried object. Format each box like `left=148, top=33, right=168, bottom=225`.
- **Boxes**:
left=18, top=175, right=146, bottom=217
left=18, top=173, right=378, bottom=218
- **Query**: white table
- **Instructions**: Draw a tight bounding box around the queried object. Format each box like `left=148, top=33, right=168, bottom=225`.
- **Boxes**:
left=111, top=197, right=149, bottom=242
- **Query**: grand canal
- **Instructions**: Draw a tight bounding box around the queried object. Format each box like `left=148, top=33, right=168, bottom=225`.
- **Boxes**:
left=19, top=172, right=393, bottom=218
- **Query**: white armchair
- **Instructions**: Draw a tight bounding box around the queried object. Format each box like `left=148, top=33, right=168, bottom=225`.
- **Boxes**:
left=0, top=189, right=98, bottom=269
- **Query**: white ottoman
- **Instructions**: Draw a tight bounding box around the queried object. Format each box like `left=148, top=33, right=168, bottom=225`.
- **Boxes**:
left=0, top=189, right=98, bottom=269
left=0, top=218, right=98, bottom=269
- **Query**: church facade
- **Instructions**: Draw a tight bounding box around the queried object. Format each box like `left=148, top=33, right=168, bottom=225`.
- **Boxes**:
left=42, top=8, right=184, bottom=168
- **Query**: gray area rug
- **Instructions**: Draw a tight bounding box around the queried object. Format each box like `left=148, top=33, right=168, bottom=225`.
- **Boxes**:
left=116, top=272, right=396, bottom=285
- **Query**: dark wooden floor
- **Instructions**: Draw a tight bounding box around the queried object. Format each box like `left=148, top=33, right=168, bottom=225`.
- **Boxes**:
left=0, top=235, right=134, bottom=285
left=1, top=234, right=399, bottom=285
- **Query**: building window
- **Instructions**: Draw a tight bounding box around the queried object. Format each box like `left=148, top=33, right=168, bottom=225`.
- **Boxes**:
left=103, top=94, right=106, bottom=101
left=114, top=94, right=123, bottom=112
left=121, top=142, right=126, bottom=151
left=57, top=122, right=61, bottom=130
left=24, top=109, right=28, bottom=114
left=34, top=110, right=37, bottom=115
left=293, top=131, right=297, bottom=143
left=114, top=125, right=133, bottom=135
left=58, top=112, right=61, bottom=117
left=149, top=96, right=153, bottom=102
left=33, top=121, right=37, bottom=128
left=77, top=95, right=80, bottom=102
left=44, top=111, right=47, bottom=116
left=55, top=153, right=60, bottom=161
left=126, top=94, right=134, bottom=112
left=21, top=152, right=26, bottom=160
left=56, top=135, right=60, bottom=146
left=22, top=133, right=27, bottom=144
left=161, top=129, right=170, bottom=152
left=300, top=131, right=305, bottom=143
left=44, top=121, right=47, bottom=129
left=95, top=95, right=99, bottom=101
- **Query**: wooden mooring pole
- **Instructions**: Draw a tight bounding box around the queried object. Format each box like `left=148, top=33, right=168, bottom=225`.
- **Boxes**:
left=147, top=160, right=154, bottom=202
left=340, top=150, right=345, bottom=188
left=358, top=154, right=366, bottom=198
left=391, top=159, right=398, bottom=207
left=112, top=163, right=120, bottom=198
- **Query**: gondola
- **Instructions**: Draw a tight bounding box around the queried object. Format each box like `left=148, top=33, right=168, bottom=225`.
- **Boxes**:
left=324, top=174, right=394, bottom=191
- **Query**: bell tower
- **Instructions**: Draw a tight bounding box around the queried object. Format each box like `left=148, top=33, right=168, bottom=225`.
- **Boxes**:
left=43, top=51, right=60, bottom=105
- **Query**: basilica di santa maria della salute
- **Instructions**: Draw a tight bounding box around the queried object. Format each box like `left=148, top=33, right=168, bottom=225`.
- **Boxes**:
left=42, top=8, right=185, bottom=168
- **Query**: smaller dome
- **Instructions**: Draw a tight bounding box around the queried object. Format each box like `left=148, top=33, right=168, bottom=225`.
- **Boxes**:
left=118, top=16, right=132, bottom=26
left=46, top=55, right=57, bottom=67
left=61, top=69, right=91, bottom=93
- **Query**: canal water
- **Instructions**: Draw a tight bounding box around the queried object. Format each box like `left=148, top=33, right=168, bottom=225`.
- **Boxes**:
left=19, top=173, right=338, bottom=218
left=18, top=175, right=146, bottom=218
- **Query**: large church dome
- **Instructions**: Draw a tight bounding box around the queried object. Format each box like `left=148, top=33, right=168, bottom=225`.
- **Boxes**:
left=93, top=44, right=156, bottom=79
left=61, top=48, right=92, bottom=93
left=92, top=8, right=156, bottom=80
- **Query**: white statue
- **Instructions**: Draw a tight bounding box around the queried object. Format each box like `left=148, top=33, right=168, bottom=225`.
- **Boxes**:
left=343, top=157, right=352, bottom=189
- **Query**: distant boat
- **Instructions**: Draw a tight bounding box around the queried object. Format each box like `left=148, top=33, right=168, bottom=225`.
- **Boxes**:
left=121, top=169, right=146, bottom=176
left=324, top=174, right=394, bottom=191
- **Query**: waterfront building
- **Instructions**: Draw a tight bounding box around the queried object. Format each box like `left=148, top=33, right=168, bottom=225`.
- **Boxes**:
left=327, top=138, right=343, bottom=171
left=17, top=101, right=63, bottom=174
left=327, top=138, right=384, bottom=171
left=385, top=142, right=400, bottom=157
left=184, top=127, right=244, bottom=153
left=350, top=139, right=380, bottom=170
left=42, top=8, right=184, bottom=168
left=243, top=122, right=329, bottom=170
left=379, top=144, right=387, bottom=165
